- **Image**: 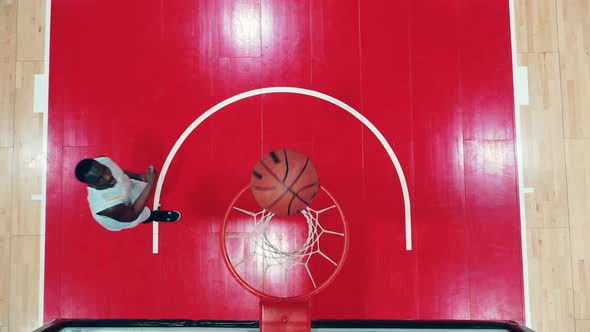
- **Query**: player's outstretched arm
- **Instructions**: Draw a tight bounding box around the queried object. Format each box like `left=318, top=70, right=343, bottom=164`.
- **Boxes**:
left=124, top=170, right=147, bottom=182
left=97, top=203, right=147, bottom=222
left=97, top=166, right=157, bottom=222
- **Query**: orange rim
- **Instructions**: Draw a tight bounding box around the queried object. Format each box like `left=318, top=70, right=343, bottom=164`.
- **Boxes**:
left=221, top=185, right=349, bottom=302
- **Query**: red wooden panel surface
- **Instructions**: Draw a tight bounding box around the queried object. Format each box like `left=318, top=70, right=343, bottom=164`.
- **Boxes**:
left=219, top=0, right=261, bottom=58
left=464, top=140, right=523, bottom=320
left=459, top=0, right=515, bottom=141
left=307, top=0, right=364, bottom=319
left=261, top=0, right=311, bottom=88
left=310, top=0, right=361, bottom=111
left=359, top=0, right=418, bottom=319
left=45, top=0, right=525, bottom=324
left=409, top=0, right=470, bottom=319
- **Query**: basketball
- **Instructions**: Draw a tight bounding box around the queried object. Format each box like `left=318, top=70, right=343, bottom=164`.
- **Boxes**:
left=251, top=149, right=319, bottom=216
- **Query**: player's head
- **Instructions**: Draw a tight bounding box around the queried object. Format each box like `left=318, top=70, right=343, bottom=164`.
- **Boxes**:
left=75, top=158, right=117, bottom=189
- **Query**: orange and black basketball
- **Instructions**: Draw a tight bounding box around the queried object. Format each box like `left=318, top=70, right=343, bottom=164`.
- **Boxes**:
left=251, top=149, right=319, bottom=216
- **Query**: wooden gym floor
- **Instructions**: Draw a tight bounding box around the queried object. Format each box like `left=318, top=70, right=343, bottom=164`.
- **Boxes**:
left=0, top=0, right=589, bottom=331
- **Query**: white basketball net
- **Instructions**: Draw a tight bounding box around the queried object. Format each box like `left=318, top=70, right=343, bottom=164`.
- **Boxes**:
left=227, top=205, right=345, bottom=295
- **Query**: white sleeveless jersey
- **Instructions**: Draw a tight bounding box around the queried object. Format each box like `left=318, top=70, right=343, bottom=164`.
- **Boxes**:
left=87, top=157, right=150, bottom=231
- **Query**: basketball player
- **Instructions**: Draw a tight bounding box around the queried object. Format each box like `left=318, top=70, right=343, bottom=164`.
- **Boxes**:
left=74, top=156, right=180, bottom=231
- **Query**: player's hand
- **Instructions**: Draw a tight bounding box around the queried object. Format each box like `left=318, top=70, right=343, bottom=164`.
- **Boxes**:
left=146, top=166, right=157, bottom=184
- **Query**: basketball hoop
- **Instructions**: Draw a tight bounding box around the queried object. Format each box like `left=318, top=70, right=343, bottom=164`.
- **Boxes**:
left=222, top=185, right=349, bottom=302
left=221, top=185, right=348, bottom=332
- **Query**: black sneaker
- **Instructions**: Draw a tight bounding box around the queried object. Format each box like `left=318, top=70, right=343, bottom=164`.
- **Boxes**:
left=150, top=210, right=181, bottom=222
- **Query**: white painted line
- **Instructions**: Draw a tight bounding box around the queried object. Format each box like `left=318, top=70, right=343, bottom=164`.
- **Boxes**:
left=523, top=187, right=535, bottom=194
left=31, top=194, right=42, bottom=201
left=153, top=87, right=412, bottom=254
left=33, top=74, right=48, bottom=114
left=515, top=66, right=530, bottom=106
left=39, top=0, right=52, bottom=325
left=509, top=0, right=532, bottom=327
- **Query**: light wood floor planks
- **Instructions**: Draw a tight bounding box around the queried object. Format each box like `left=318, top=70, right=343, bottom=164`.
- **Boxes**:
left=518, top=0, right=590, bottom=331
left=0, top=0, right=45, bottom=330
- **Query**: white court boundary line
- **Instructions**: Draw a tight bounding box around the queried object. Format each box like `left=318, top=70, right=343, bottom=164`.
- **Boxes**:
left=38, top=0, right=52, bottom=325
left=508, top=0, right=532, bottom=327
left=152, top=87, right=412, bottom=253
